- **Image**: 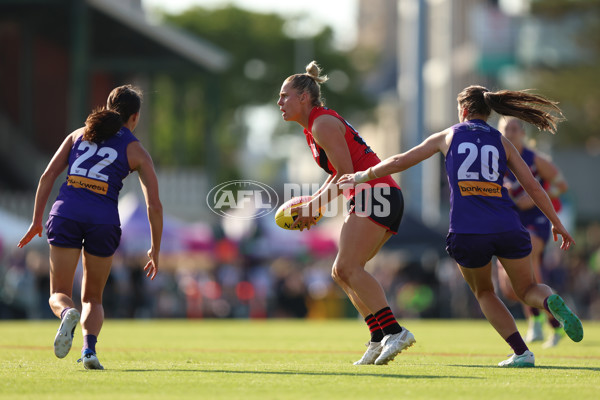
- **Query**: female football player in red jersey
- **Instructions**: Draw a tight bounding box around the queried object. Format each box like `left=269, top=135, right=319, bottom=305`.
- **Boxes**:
left=278, top=61, right=414, bottom=365
left=497, top=117, right=569, bottom=348
left=18, top=85, right=162, bottom=370
left=338, top=85, right=582, bottom=367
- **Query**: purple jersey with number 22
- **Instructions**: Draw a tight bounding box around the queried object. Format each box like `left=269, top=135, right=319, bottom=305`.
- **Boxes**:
left=49, top=127, right=138, bottom=225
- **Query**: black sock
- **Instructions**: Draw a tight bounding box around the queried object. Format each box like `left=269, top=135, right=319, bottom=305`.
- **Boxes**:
left=505, top=332, right=528, bottom=355
left=374, top=307, right=402, bottom=336
left=365, top=314, right=384, bottom=342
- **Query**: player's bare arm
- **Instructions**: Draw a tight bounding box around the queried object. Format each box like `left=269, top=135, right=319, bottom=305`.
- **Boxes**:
left=18, top=131, right=77, bottom=248
left=127, top=141, right=163, bottom=279
left=504, top=137, right=574, bottom=249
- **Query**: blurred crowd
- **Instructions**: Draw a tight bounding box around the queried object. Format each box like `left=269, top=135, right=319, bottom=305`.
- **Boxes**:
left=1, top=221, right=600, bottom=322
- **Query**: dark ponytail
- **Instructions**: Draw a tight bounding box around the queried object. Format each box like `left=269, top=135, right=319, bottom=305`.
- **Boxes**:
left=82, top=109, right=123, bottom=143
left=457, top=85, right=565, bottom=134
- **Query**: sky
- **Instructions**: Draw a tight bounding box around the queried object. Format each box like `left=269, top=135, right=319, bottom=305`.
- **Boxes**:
left=142, top=0, right=359, bottom=49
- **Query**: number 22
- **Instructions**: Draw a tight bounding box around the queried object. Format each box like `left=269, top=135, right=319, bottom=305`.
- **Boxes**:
left=69, top=142, right=118, bottom=182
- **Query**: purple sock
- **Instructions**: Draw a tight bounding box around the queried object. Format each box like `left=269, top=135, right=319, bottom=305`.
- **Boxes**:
left=543, top=297, right=551, bottom=313
left=549, top=317, right=561, bottom=329
left=530, top=307, right=540, bottom=317
left=505, top=332, right=528, bottom=355
left=60, top=307, right=71, bottom=320
left=83, top=335, right=97, bottom=354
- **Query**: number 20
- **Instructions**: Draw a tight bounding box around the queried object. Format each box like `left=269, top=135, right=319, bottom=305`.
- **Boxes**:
left=70, top=142, right=118, bottom=182
left=457, top=142, right=499, bottom=181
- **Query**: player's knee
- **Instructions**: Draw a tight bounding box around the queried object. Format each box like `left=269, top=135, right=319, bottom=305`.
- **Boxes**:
left=513, top=283, right=536, bottom=303
left=331, top=262, right=355, bottom=285
left=471, top=286, right=495, bottom=300
left=49, top=290, right=70, bottom=302
left=331, top=265, right=341, bottom=283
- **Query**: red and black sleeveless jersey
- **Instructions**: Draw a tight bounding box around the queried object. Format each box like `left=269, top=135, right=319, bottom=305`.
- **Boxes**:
left=303, top=107, right=400, bottom=195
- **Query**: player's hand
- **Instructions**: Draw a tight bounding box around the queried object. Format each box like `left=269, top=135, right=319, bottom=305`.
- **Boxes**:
left=17, top=223, right=43, bottom=248
left=552, top=224, right=575, bottom=251
left=143, top=248, right=159, bottom=280
left=290, top=203, right=317, bottom=231
left=337, top=173, right=357, bottom=189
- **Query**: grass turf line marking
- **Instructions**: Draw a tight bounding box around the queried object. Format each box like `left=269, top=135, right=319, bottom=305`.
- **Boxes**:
left=2, top=344, right=600, bottom=360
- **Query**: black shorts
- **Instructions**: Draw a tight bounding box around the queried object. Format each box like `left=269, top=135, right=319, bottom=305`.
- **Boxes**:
left=347, top=185, right=404, bottom=234
left=445, top=228, right=532, bottom=268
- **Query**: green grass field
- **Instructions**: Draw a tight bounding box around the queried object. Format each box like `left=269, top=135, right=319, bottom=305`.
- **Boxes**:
left=1, top=319, right=598, bottom=400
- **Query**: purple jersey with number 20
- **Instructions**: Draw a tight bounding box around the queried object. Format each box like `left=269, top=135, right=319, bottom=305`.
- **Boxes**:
left=445, top=119, right=522, bottom=234
left=49, top=127, right=138, bottom=225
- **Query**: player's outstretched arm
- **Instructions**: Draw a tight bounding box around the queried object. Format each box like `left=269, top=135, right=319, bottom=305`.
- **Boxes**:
left=128, top=141, right=163, bottom=279
left=18, top=132, right=75, bottom=248
left=339, top=130, right=448, bottom=186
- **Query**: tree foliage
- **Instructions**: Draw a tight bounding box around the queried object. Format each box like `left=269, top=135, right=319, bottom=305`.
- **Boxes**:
left=528, top=1, right=600, bottom=147
left=149, top=6, right=373, bottom=175
left=163, top=6, right=370, bottom=113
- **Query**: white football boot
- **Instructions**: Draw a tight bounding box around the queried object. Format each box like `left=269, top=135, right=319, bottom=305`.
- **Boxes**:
left=54, top=308, right=80, bottom=358
left=374, top=328, right=416, bottom=365
left=354, top=341, right=383, bottom=365
left=498, top=350, right=535, bottom=367
left=79, top=350, right=104, bottom=370
left=524, top=317, right=544, bottom=343
left=542, top=328, right=565, bottom=349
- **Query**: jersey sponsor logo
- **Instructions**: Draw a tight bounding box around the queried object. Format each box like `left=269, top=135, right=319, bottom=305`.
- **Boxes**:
left=67, top=175, right=109, bottom=195
left=458, top=181, right=502, bottom=197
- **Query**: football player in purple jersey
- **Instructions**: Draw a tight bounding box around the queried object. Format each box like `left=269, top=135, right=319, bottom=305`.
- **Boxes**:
left=19, top=85, right=162, bottom=370
left=339, top=85, right=583, bottom=367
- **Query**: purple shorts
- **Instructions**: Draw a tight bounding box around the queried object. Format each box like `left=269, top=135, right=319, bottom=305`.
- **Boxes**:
left=445, top=228, right=532, bottom=268
left=520, top=212, right=551, bottom=243
left=46, top=215, right=121, bottom=257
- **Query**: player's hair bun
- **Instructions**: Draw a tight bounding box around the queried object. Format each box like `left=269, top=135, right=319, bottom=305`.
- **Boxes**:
left=305, top=61, right=328, bottom=84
